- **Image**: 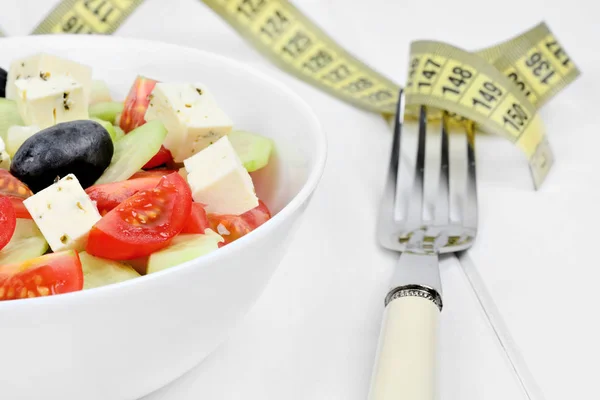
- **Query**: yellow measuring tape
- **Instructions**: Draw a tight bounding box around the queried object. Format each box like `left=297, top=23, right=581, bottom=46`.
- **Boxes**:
left=1, top=0, right=581, bottom=188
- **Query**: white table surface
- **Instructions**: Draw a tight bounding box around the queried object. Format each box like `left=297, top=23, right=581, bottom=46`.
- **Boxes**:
left=2, top=1, right=599, bottom=399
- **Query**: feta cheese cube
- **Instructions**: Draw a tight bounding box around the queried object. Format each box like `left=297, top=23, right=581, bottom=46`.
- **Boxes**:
left=6, top=53, right=92, bottom=102
left=15, top=75, right=88, bottom=129
left=23, top=174, right=101, bottom=252
left=144, top=82, right=233, bottom=162
left=184, top=136, right=259, bottom=215
left=0, top=137, right=10, bottom=169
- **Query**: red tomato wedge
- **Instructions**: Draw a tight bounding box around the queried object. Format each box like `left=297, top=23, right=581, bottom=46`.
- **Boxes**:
left=86, top=173, right=192, bottom=260
left=86, top=175, right=164, bottom=216
left=208, top=200, right=271, bottom=245
left=181, top=203, right=210, bottom=234
left=0, top=196, right=16, bottom=251
left=119, top=76, right=175, bottom=168
left=0, top=170, right=33, bottom=219
left=0, top=251, right=83, bottom=301
left=7, top=197, right=31, bottom=219
left=143, top=146, right=173, bottom=169
left=130, top=169, right=177, bottom=180
left=120, top=76, right=158, bottom=133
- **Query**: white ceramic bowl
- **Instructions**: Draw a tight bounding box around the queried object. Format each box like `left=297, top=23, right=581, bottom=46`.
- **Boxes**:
left=0, top=35, right=326, bottom=400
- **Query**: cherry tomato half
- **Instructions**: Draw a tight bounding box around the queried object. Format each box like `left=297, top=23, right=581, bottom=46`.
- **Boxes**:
left=0, top=251, right=83, bottom=301
left=0, top=196, right=16, bottom=251
left=86, top=175, right=164, bottom=216
left=0, top=170, right=33, bottom=219
left=208, top=200, right=271, bottom=245
left=119, top=76, right=158, bottom=133
left=86, top=173, right=192, bottom=260
left=181, top=203, right=210, bottom=234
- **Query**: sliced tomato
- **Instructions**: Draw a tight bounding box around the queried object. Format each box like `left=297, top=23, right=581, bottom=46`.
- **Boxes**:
left=0, top=251, right=83, bottom=301
left=0, top=196, right=16, bottom=251
left=86, top=173, right=192, bottom=260
left=208, top=200, right=271, bottom=245
left=181, top=203, right=210, bottom=234
left=119, top=76, right=175, bottom=168
left=143, top=146, right=173, bottom=169
left=130, top=169, right=177, bottom=180
left=0, top=170, right=33, bottom=219
left=7, top=197, right=31, bottom=219
left=119, top=76, right=158, bottom=133
left=86, top=175, right=163, bottom=216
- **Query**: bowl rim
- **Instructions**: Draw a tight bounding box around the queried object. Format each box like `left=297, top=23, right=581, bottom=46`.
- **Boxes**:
left=0, top=34, right=328, bottom=309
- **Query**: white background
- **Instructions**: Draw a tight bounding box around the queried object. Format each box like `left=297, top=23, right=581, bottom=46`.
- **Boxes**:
left=1, top=1, right=599, bottom=399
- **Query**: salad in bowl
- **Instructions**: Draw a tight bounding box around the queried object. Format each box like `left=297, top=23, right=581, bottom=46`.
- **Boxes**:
left=0, top=52, right=275, bottom=300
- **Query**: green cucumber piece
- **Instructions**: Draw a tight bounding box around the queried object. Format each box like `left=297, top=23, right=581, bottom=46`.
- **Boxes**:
left=90, top=80, right=112, bottom=105
left=0, top=219, right=49, bottom=265
left=113, top=125, right=125, bottom=141
left=228, top=130, right=273, bottom=172
left=95, top=120, right=167, bottom=184
left=91, top=118, right=118, bottom=142
left=147, top=230, right=223, bottom=274
left=0, top=99, right=24, bottom=142
left=89, top=102, right=123, bottom=124
left=79, top=251, right=140, bottom=289
left=6, top=125, right=39, bottom=157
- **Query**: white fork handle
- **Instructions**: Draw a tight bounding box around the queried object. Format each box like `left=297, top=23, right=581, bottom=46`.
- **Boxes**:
left=368, top=291, right=440, bottom=400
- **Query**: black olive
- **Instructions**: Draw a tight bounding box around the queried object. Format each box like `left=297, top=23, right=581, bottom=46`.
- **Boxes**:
left=11, top=120, right=113, bottom=192
left=0, top=67, right=7, bottom=98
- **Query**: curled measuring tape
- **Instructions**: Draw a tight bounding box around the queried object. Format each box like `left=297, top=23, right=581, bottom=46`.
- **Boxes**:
left=1, top=0, right=580, bottom=188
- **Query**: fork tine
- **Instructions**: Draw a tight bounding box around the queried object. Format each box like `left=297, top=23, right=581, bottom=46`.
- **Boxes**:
left=405, top=106, right=427, bottom=227
left=434, top=111, right=450, bottom=225
left=463, top=121, right=478, bottom=230
left=391, top=89, right=405, bottom=221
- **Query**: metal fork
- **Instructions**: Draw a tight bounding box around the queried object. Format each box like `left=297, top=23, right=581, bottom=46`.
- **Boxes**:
left=369, top=89, right=477, bottom=400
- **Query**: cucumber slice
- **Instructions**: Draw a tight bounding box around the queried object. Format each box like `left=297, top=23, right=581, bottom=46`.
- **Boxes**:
left=95, top=120, right=167, bottom=184
left=90, top=80, right=112, bottom=105
left=0, top=99, right=24, bottom=142
left=147, top=230, right=223, bottom=274
left=89, top=102, right=123, bottom=124
left=0, top=219, right=49, bottom=265
left=91, top=118, right=118, bottom=142
left=228, top=130, right=273, bottom=172
left=6, top=125, right=39, bottom=157
left=79, top=251, right=140, bottom=290
left=113, top=125, right=125, bottom=141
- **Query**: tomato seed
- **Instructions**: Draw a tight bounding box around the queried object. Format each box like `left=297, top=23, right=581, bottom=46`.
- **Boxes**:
left=19, top=287, right=27, bottom=298
left=37, top=286, right=50, bottom=296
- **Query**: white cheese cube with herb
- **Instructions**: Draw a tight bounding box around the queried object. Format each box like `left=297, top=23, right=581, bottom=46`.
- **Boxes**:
left=144, top=82, right=233, bottom=163
left=15, top=75, right=88, bottom=129
left=184, top=136, right=258, bottom=215
left=23, top=174, right=101, bottom=252
left=6, top=53, right=92, bottom=102
left=0, top=137, right=10, bottom=169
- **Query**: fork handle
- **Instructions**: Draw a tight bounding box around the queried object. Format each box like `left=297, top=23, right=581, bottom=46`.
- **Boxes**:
left=368, top=286, right=441, bottom=400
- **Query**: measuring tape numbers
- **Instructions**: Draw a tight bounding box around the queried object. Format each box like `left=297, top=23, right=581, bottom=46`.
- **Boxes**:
left=2, top=0, right=581, bottom=188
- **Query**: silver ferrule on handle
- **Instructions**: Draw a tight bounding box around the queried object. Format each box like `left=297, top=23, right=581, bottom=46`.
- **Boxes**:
left=385, top=284, right=443, bottom=311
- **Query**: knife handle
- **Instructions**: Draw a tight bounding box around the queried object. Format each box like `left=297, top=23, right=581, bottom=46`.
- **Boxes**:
left=368, top=286, right=441, bottom=400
